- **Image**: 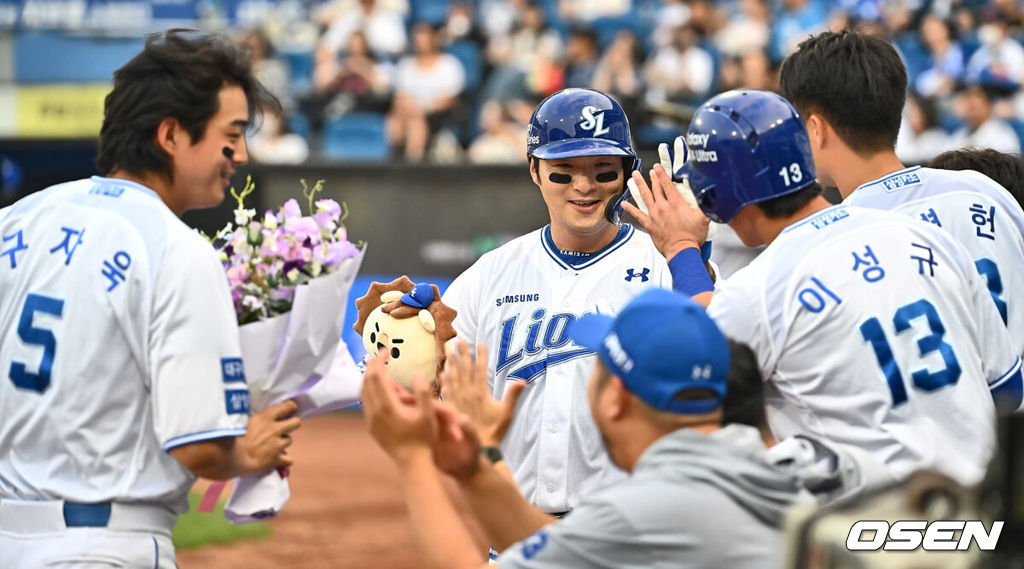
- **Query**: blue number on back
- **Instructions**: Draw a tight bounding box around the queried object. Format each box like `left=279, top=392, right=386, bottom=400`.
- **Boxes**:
left=860, top=299, right=960, bottom=406
left=974, top=258, right=1008, bottom=325
left=9, top=293, right=65, bottom=393
left=859, top=317, right=907, bottom=405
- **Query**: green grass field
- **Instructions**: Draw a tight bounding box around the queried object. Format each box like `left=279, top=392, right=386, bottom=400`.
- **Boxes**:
left=172, top=492, right=272, bottom=550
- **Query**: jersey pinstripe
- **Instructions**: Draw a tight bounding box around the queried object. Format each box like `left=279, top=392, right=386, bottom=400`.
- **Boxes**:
left=0, top=176, right=248, bottom=512
left=708, top=204, right=1013, bottom=486
left=443, top=224, right=670, bottom=513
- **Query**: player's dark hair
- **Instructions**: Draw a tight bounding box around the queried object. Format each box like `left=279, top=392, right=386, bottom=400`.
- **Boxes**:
left=721, top=341, right=767, bottom=431
left=929, top=148, right=1024, bottom=208
left=96, top=29, right=280, bottom=178
left=755, top=183, right=824, bottom=219
left=779, top=29, right=907, bottom=155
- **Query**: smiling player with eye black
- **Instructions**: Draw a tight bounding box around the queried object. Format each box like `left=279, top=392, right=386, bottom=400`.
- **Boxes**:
left=441, top=89, right=671, bottom=537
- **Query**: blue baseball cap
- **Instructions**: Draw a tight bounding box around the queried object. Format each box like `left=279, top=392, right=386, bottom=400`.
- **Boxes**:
left=570, top=289, right=730, bottom=414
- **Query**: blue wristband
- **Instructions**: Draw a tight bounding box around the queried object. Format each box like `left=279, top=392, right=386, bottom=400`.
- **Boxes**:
left=699, top=241, right=713, bottom=263
left=669, top=247, right=714, bottom=296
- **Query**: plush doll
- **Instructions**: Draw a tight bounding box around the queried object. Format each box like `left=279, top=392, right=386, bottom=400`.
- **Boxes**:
left=353, top=276, right=457, bottom=389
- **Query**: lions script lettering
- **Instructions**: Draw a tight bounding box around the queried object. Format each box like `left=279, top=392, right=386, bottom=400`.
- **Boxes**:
left=497, top=309, right=593, bottom=382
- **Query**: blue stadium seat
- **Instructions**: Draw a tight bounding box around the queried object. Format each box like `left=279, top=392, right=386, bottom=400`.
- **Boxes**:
left=446, top=40, right=483, bottom=92
left=321, top=112, right=390, bottom=161
left=411, top=0, right=450, bottom=25
left=279, top=49, right=314, bottom=96
left=288, top=111, right=312, bottom=144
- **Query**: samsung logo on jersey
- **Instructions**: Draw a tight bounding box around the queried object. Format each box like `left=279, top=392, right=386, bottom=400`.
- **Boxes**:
left=810, top=209, right=850, bottom=229
left=496, top=294, right=540, bottom=307
left=89, top=184, right=124, bottom=198
left=882, top=172, right=921, bottom=191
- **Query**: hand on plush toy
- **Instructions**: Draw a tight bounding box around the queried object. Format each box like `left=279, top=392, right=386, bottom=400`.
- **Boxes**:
left=353, top=277, right=457, bottom=392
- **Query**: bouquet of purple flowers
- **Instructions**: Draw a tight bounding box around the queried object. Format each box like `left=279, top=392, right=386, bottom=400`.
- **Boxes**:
left=203, top=178, right=366, bottom=523
left=217, top=178, right=362, bottom=324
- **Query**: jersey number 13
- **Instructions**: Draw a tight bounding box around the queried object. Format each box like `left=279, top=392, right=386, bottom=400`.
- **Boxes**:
left=859, top=298, right=961, bottom=406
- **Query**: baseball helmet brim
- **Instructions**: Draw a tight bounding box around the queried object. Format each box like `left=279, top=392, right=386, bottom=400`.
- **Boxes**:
left=530, top=138, right=634, bottom=160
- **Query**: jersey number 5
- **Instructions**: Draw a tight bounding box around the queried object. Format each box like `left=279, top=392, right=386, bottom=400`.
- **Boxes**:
left=859, top=298, right=961, bottom=406
left=8, top=293, right=65, bottom=393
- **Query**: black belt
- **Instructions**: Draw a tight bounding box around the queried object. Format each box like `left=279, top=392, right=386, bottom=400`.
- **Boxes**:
left=62, top=502, right=112, bottom=527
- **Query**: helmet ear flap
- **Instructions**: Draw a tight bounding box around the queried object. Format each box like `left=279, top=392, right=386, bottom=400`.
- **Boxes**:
left=605, top=155, right=642, bottom=224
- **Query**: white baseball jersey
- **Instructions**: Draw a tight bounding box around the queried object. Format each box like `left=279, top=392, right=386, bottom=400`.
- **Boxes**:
left=845, top=166, right=1024, bottom=360
left=708, top=204, right=1016, bottom=486
left=0, top=176, right=249, bottom=513
left=443, top=224, right=670, bottom=513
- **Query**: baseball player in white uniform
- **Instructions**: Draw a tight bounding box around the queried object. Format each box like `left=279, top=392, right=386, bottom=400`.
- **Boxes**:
left=778, top=30, right=1024, bottom=412
left=0, top=31, right=299, bottom=568
left=442, top=89, right=670, bottom=518
left=626, top=89, right=1019, bottom=487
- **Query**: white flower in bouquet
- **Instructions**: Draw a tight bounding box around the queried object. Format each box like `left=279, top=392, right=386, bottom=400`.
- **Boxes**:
left=214, top=177, right=362, bottom=325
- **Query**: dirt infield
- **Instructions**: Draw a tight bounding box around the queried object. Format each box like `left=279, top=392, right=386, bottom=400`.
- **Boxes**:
left=177, top=411, right=421, bottom=569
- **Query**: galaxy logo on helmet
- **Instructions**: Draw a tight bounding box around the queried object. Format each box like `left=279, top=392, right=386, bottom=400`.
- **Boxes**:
left=675, top=89, right=817, bottom=224
left=527, top=88, right=640, bottom=225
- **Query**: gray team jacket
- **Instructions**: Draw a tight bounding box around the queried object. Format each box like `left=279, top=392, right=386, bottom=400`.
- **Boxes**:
left=497, top=424, right=812, bottom=568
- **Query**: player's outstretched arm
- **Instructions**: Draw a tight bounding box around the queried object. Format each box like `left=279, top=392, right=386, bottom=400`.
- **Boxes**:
left=623, top=165, right=714, bottom=306
left=168, top=400, right=301, bottom=480
left=361, top=352, right=490, bottom=569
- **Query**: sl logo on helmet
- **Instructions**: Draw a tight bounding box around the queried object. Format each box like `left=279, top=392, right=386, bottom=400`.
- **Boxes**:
left=578, top=105, right=610, bottom=136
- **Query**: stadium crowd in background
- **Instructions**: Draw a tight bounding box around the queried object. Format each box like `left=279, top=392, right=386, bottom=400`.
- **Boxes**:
left=233, top=0, right=1024, bottom=164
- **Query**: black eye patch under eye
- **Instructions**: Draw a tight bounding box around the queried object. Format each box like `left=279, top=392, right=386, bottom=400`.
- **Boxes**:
left=548, top=172, right=572, bottom=184
left=595, top=171, right=619, bottom=183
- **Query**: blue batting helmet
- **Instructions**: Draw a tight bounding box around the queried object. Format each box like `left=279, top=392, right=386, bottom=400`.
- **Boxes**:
left=527, top=88, right=640, bottom=224
left=679, top=90, right=816, bottom=223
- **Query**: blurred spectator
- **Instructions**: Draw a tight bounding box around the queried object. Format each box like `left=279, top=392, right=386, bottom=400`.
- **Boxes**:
left=249, top=108, right=310, bottom=165
left=467, top=101, right=525, bottom=164
left=915, top=14, right=965, bottom=98
left=591, top=30, right=644, bottom=116
left=239, top=28, right=294, bottom=114
left=715, top=0, right=770, bottom=58
left=720, top=49, right=776, bottom=92
left=318, top=0, right=407, bottom=61
left=441, top=1, right=485, bottom=46
left=896, top=93, right=952, bottom=164
left=558, top=0, right=631, bottom=24
left=644, top=23, right=714, bottom=105
left=481, top=1, right=563, bottom=101
left=951, top=84, right=1022, bottom=154
left=388, top=23, right=466, bottom=162
left=313, top=31, right=394, bottom=112
left=965, top=12, right=1024, bottom=88
left=687, top=0, right=725, bottom=38
left=563, top=28, right=600, bottom=88
left=770, top=0, right=830, bottom=63
left=652, top=0, right=691, bottom=49
left=477, top=0, right=524, bottom=42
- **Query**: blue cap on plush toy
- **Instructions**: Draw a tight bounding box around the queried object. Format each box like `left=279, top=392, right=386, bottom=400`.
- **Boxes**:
left=401, top=283, right=435, bottom=308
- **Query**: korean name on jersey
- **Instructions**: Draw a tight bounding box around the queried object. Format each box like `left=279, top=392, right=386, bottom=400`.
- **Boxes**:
left=845, top=166, right=1024, bottom=358
left=708, top=204, right=1021, bottom=487
left=0, top=177, right=249, bottom=511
